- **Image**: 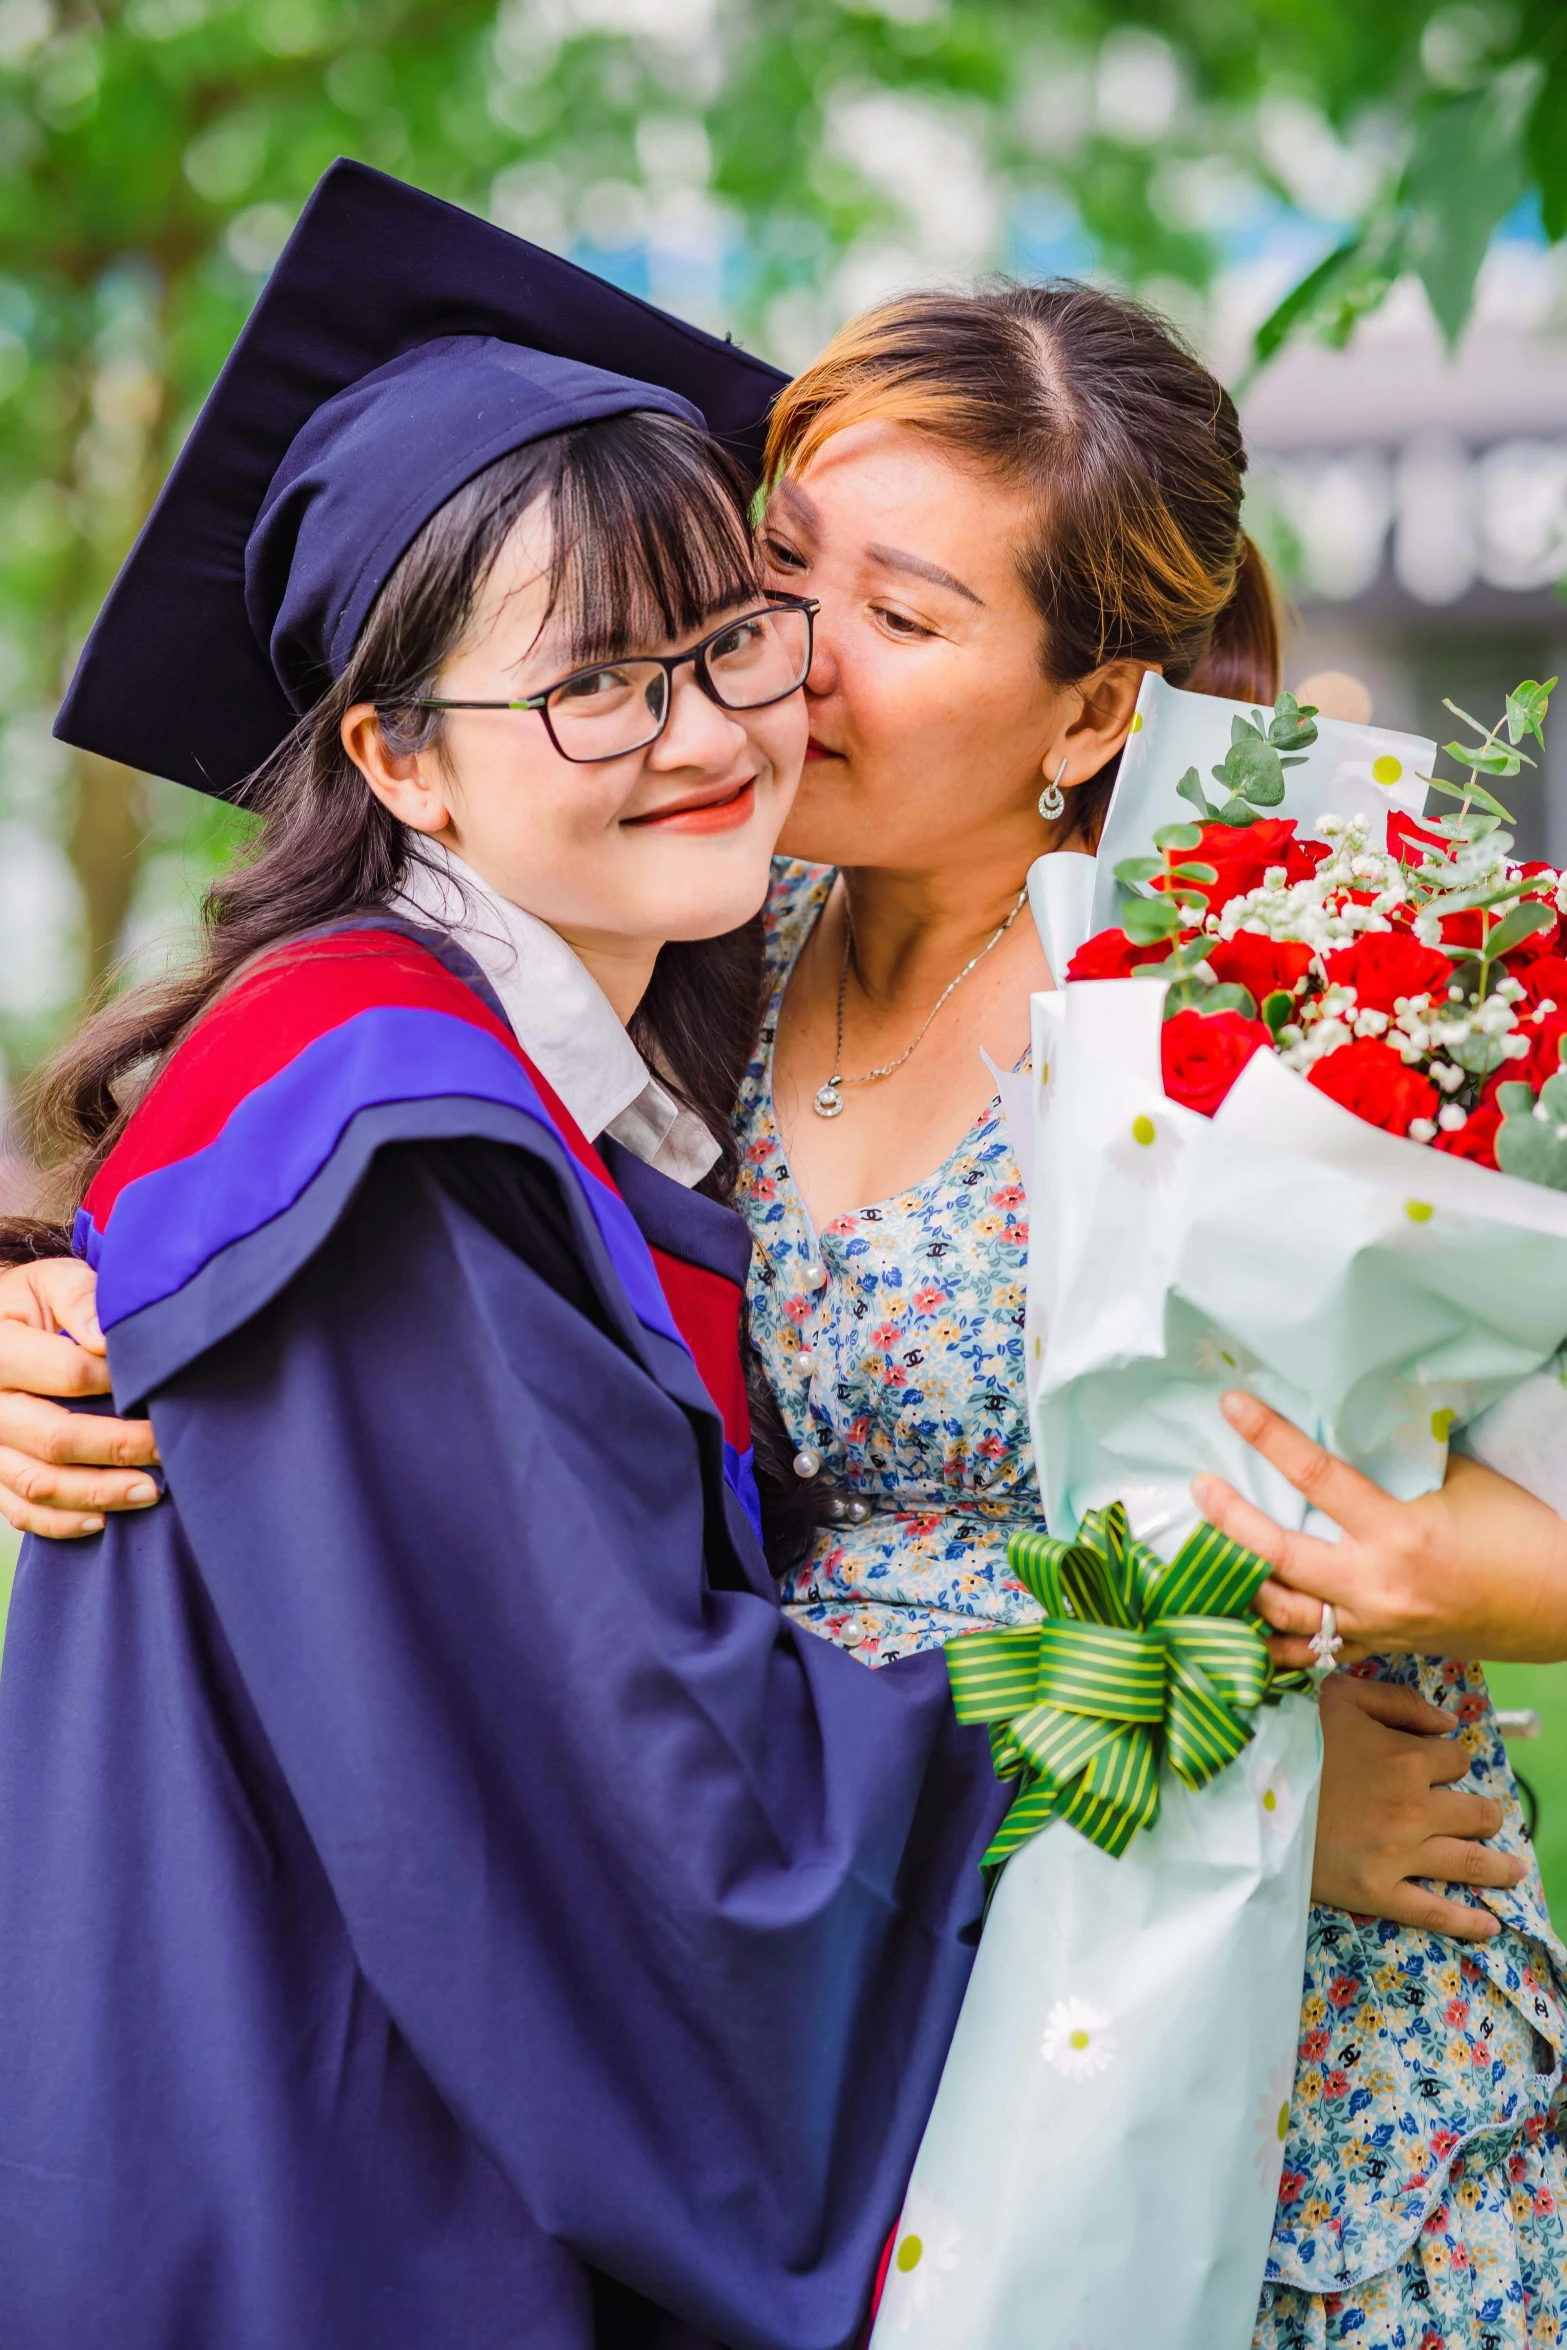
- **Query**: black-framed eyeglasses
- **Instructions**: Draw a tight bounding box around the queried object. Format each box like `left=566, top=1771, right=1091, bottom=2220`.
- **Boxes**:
left=410, top=595, right=818, bottom=765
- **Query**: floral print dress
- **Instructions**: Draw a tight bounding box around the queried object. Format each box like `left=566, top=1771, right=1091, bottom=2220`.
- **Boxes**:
left=737, top=860, right=1567, bottom=2350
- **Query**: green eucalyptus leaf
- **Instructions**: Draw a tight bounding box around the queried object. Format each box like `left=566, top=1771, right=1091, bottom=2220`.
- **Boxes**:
left=1211, top=721, right=1289, bottom=809
left=1169, top=860, right=1219, bottom=884
left=1443, top=699, right=1495, bottom=740
left=1497, top=1081, right=1538, bottom=1118
left=1482, top=901, right=1555, bottom=959
left=1267, top=692, right=1319, bottom=752
left=1162, top=981, right=1258, bottom=1022
left=1215, top=796, right=1260, bottom=828
left=1424, top=774, right=1516, bottom=822
left=1176, top=767, right=1218, bottom=820
left=1122, top=894, right=1182, bottom=945
left=1446, top=1031, right=1509, bottom=1078
left=1493, top=1103, right=1567, bottom=1189
left=1113, top=856, right=1161, bottom=889
left=1261, top=989, right=1294, bottom=1033
left=1443, top=738, right=1527, bottom=777
left=1152, top=822, right=1204, bottom=853
left=1506, top=678, right=1556, bottom=748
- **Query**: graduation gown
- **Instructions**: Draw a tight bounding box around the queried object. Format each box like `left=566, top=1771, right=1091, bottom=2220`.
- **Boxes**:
left=0, top=922, right=1006, bottom=2350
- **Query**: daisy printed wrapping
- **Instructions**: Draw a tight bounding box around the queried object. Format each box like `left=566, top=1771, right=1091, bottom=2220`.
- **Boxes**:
left=875, top=679, right=1567, bottom=2350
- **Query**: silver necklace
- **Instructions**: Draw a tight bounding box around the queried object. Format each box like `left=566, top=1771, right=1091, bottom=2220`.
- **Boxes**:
left=813, top=887, right=1028, bottom=1119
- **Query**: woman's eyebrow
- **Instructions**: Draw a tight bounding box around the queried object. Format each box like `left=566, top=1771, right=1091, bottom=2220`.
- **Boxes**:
left=767, top=477, right=818, bottom=533
left=865, top=543, right=984, bottom=606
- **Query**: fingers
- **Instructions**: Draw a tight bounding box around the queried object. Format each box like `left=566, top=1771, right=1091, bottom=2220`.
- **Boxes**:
left=1217, top=1392, right=1400, bottom=1543
left=1421, top=1835, right=1526, bottom=1891
left=0, top=1441, right=159, bottom=1521
left=1191, top=1474, right=1356, bottom=1607
left=1426, top=1790, right=1507, bottom=1846
left=1266, top=1631, right=1371, bottom=1671
left=1324, top=1677, right=1456, bottom=1738
left=24, top=1257, right=105, bottom=1352
left=0, top=1321, right=112, bottom=1400
left=1425, top=1736, right=1484, bottom=1789
left=0, top=1390, right=158, bottom=1472
left=1380, top=1882, right=1502, bottom=1942
left=0, top=1480, right=105, bottom=1540
left=1252, top=1575, right=1326, bottom=1638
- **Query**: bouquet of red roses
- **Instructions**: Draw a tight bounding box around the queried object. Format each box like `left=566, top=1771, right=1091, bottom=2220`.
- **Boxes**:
left=1070, top=679, right=1567, bottom=1183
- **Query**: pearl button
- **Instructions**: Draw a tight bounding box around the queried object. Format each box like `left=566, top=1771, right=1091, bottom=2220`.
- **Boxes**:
left=825, top=1496, right=848, bottom=1522
left=796, top=1350, right=817, bottom=1374
left=844, top=1498, right=871, bottom=1525
left=793, top=1447, right=822, bottom=1480
left=803, top=1261, right=827, bottom=1290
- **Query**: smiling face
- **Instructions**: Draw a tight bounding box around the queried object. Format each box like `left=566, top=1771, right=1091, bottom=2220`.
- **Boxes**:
left=344, top=494, right=806, bottom=1014
left=759, top=419, right=1145, bottom=872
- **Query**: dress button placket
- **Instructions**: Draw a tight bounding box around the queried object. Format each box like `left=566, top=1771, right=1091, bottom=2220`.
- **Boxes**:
left=793, top=1254, right=828, bottom=1477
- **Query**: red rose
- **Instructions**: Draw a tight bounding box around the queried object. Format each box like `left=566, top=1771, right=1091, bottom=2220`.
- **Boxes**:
left=1440, top=909, right=1485, bottom=951
left=1516, top=1008, right=1567, bottom=1091
left=1204, top=933, right=1313, bottom=1002
left=1282, top=835, right=1333, bottom=885
left=1308, top=1039, right=1439, bottom=1136
left=1160, top=1006, right=1271, bottom=1117
left=1436, top=902, right=1558, bottom=957
left=1433, top=1102, right=1501, bottom=1167
left=1513, top=952, right=1567, bottom=1009
left=1387, top=810, right=1447, bottom=866
left=1065, top=927, right=1169, bottom=981
left=1162, top=818, right=1303, bottom=912
left=1507, top=901, right=1561, bottom=960
left=1322, top=932, right=1454, bottom=1015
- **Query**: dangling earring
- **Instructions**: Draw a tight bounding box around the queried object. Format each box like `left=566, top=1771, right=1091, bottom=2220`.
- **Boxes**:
left=1038, top=755, right=1068, bottom=823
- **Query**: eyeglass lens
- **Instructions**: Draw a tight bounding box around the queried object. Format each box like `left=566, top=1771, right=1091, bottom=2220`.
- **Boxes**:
left=545, top=605, right=810, bottom=761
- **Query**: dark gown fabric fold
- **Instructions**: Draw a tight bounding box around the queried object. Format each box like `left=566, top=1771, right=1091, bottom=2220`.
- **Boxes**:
left=0, top=926, right=1004, bottom=2350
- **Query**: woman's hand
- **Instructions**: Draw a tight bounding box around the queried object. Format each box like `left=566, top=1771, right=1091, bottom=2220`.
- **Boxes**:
left=1191, top=1388, right=1567, bottom=1668
left=1313, top=1672, right=1524, bottom=1940
left=0, top=1259, right=159, bottom=1539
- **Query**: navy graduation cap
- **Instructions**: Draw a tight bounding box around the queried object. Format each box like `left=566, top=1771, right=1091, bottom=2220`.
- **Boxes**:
left=54, top=159, right=787, bottom=800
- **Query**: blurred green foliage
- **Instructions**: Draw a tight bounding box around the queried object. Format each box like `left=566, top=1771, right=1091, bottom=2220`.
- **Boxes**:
left=0, top=0, right=1563, bottom=1083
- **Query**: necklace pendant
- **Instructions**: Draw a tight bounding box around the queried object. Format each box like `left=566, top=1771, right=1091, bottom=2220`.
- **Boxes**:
left=813, top=1079, right=845, bottom=1119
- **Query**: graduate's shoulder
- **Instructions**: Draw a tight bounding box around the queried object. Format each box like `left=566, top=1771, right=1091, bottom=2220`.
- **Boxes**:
left=80, top=921, right=609, bottom=1397
left=96, top=920, right=565, bottom=1200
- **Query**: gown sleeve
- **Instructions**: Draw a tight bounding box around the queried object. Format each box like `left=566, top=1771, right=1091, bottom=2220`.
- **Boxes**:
left=123, top=1135, right=1000, bottom=2345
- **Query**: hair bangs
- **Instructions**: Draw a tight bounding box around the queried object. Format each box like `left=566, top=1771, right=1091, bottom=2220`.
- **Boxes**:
left=550, top=410, right=760, bottom=665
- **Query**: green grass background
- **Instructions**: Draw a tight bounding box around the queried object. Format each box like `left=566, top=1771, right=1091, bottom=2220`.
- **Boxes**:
left=0, top=1523, right=1565, bottom=1914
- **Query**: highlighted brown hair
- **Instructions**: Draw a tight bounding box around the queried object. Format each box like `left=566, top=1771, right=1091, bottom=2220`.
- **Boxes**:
left=764, top=281, right=1278, bottom=840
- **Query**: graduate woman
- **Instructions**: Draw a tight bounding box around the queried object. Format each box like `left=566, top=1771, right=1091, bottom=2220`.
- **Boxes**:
left=0, top=164, right=1011, bottom=2349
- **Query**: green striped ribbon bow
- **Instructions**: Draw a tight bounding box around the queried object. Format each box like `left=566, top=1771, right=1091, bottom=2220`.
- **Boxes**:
left=948, top=1502, right=1305, bottom=1872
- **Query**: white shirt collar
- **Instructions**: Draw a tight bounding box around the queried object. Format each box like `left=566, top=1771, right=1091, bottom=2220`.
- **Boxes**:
left=392, top=846, right=721, bottom=1190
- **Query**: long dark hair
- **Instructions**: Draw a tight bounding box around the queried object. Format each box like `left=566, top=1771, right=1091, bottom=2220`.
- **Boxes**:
left=26, top=408, right=768, bottom=1217
left=765, top=279, right=1279, bottom=846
